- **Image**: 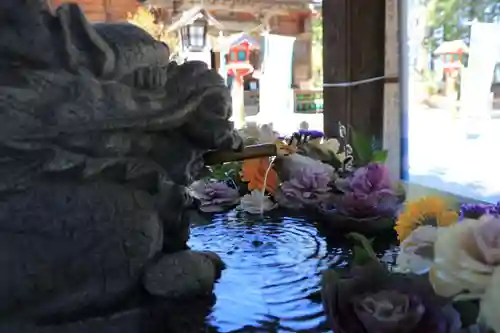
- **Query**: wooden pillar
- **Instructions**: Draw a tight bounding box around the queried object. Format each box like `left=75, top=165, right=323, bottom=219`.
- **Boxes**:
left=231, top=75, right=246, bottom=129
left=218, top=32, right=228, bottom=84
left=322, top=0, right=386, bottom=140
left=383, top=0, right=401, bottom=179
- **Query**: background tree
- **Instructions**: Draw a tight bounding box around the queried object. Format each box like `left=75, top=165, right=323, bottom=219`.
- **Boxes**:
left=426, top=0, right=500, bottom=49
left=311, top=10, right=323, bottom=87
left=127, top=6, right=180, bottom=58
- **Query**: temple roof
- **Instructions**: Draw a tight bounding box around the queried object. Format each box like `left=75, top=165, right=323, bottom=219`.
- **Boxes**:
left=166, top=5, right=224, bottom=32
left=434, top=40, right=469, bottom=55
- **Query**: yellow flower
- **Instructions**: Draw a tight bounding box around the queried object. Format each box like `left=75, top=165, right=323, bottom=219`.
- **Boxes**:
left=394, top=196, right=458, bottom=242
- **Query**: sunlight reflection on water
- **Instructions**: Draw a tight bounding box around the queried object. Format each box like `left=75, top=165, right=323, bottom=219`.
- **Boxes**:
left=188, top=211, right=398, bottom=333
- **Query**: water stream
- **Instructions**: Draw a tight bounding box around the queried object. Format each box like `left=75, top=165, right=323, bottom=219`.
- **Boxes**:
left=188, top=211, right=399, bottom=333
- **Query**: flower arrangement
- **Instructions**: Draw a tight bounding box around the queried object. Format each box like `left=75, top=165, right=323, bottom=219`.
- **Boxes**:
left=320, top=201, right=500, bottom=333
left=191, top=120, right=500, bottom=332
left=320, top=196, right=499, bottom=333
left=189, top=122, right=404, bottom=233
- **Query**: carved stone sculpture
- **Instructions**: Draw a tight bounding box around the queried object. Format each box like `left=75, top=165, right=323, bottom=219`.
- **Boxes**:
left=0, top=1, right=241, bottom=331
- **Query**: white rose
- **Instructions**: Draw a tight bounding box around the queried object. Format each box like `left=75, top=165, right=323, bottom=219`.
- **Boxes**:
left=430, top=215, right=500, bottom=299
left=239, top=190, right=277, bottom=215
left=395, top=225, right=437, bottom=274
left=478, top=266, right=500, bottom=332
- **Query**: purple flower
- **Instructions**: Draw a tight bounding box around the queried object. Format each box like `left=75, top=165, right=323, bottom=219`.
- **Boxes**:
left=298, top=129, right=324, bottom=139
left=189, top=180, right=240, bottom=213
left=350, top=163, right=392, bottom=194
left=321, top=263, right=462, bottom=333
left=492, top=202, right=500, bottom=216
left=334, top=163, right=398, bottom=218
left=276, top=165, right=332, bottom=209
left=337, top=190, right=398, bottom=218
left=459, top=202, right=500, bottom=220
left=459, top=203, right=492, bottom=219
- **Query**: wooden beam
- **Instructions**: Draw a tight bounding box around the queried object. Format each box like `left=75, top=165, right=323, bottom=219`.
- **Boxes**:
left=322, top=0, right=386, bottom=141
left=178, top=0, right=310, bottom=14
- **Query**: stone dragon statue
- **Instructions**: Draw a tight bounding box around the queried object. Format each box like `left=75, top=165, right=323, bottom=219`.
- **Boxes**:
left=0, top=1, right=242, bottom=332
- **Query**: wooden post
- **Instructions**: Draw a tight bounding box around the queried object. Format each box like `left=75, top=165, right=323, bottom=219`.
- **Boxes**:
left=322, top=0, right=386, bottom=140
left=383, top=0, right=401, bottom=180
left=218, top=32, right=228, bottom=84
left=322, top=0, right=349, bottom=137
left=231, top=75, right=246, bottom=129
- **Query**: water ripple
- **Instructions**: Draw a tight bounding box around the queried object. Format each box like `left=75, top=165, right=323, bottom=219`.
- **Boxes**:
left=188, top=211, right=351, bottom=333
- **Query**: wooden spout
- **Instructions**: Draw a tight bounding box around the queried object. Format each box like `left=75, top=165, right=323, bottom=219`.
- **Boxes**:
left=203, top=144, right=278, bottom=165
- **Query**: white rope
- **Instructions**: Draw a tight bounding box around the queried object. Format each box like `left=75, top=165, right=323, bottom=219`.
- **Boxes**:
left=323, top=75, right=386, bottom=87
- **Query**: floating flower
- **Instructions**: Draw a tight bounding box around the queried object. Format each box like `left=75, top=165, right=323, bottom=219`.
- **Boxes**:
left=321, top=263, right=460, bottom=333
left=395, top=226, right=438, bottom=275
left=430, top=215, right=500, bottom=299
left=239, top=189, right=277, bottom=215
left=189, top=180, right=240, bottom=213
left=395, top=196, right=459, bottom=242
left=276, top=164, right=332, bottom=209
left=240, top=157, right=279, bottom=195
left=349, top=163, right=393, bottom=194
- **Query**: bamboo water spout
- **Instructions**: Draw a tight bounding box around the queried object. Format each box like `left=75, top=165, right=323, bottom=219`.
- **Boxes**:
left=203, top=144, right=279, bottom=165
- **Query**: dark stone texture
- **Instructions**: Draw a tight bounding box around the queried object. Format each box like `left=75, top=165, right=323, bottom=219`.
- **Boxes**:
left=0, top=295, right=217, bottom=333
left=143, top=250, right=224, bottom=298
left=0, top=0, right=242, bottom=331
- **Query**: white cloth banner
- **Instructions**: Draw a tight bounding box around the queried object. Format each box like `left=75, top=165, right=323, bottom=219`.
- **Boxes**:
left=258, top=34, right=295, bottom=133
left=461, top=23, right=500, bottom=118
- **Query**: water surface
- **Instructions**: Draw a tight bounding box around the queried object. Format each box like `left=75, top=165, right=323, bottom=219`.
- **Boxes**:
left=188, top=210, right=398, bottom=333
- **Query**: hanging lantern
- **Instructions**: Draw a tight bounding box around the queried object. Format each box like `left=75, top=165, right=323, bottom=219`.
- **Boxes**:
left=180, top=15, right=208, bottom=52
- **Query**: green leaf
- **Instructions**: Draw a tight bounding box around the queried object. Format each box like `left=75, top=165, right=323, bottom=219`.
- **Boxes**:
left=347, top=232, right=379, bottom=265
left=326, top=151, right=342, bottom=169
left=350, top=128, right=373, bottom=166
left=209, top=161, right=242, bottom=181
left=321, top=269, right=340, bottom=296
left=371, top=150, right=388, bottom=163
left=352, top=245, right=375, bottom=266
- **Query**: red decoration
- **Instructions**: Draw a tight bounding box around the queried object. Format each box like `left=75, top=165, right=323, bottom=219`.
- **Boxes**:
left=226, top=34, right=258, bottom=78
left=440, top=49, right=465, bottom=75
